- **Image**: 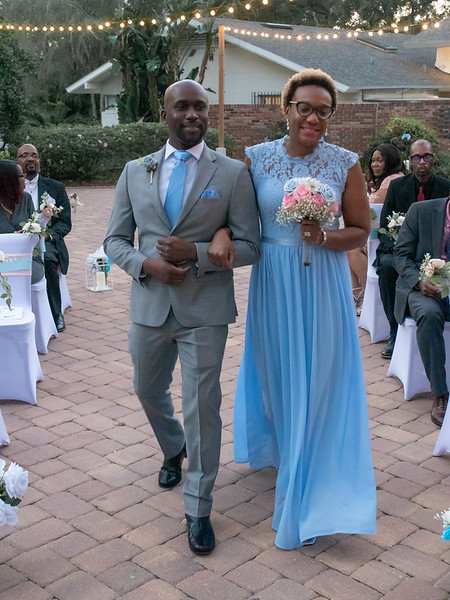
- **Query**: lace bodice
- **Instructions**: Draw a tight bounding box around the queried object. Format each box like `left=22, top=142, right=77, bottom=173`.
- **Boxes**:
left=246, top=137, right=358, bottom=241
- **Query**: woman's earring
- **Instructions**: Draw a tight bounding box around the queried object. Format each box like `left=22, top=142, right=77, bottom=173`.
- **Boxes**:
left=286, top=120, right=290, bottom=131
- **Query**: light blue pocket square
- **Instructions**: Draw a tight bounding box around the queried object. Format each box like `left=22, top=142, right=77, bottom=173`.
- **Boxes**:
left=201, top=186, right=221, bottom=199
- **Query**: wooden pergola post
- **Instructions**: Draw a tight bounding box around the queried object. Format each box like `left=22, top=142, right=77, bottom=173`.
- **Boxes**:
left=217, top=25, right=225, bottom=154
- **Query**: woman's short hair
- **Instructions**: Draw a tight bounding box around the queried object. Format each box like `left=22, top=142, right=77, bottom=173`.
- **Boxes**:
left=281, top=68, right=338, bottom=112
left=369, top=143, right=405, bottom=187
left=0, top=159, right=22, bottom=211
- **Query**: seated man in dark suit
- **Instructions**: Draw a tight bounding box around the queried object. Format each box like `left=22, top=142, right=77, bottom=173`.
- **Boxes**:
left=16, top=144, right=71, bottom=332
left=374, top=139, right=450, bottom=358
left=394, top=196, right=450, bottom=427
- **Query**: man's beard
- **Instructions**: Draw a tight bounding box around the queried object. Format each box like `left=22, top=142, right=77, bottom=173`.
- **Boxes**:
left=25, top=167, right=37, bottom=178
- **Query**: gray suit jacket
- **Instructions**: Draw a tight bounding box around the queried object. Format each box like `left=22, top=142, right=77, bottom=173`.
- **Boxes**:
left=393, top=196, right=448, bottom=324
left=104, top=145, right=260, bottom=328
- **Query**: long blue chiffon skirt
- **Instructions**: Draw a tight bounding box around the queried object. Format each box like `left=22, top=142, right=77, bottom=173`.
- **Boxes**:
left=234, top=239, right=377, bottom=549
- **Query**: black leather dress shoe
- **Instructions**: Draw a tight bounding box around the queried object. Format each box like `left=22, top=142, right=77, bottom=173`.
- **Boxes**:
left=381, top=334, right=396, bottom=359
left=431, top=393, right=449, bottom=427
left=158, top=445, right=186, bottom=488
left=186, top=514, right=215, bottom=554
left=55, top=314, right=66, bottom=332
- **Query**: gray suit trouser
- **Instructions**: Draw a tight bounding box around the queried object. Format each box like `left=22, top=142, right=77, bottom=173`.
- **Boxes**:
left=408, top=291, right=450, bottom=396
left=129, top=311, right=228, bottom=517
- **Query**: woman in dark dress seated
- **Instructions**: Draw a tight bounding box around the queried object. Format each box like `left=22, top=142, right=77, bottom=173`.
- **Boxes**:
left=0, top=159, right=51, bottom=284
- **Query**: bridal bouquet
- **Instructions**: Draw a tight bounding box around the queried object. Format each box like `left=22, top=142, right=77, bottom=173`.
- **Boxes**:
left=378, top=212, right=405, bottom=244
left=419, top=253, right=450, bottom=298
left=0, top=459, right=28, bottom=527
left=276, top=176, right=338, bottom=265
left=435, top=508, right=450, bottom=540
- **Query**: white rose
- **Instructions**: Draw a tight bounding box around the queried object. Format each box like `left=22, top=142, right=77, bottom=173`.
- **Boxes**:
left=30, top=223, right=41, bottom=233
left=388, top=219, right=397, bottom=229
left=4, top=462, right=28, bottom=499
left=22, top=223, right=31, bottom=232
left=0, top=500, right=18, bottom=527
left=0, top=251, right=5, bottom=263
left=430, top=259, right=445, bottom=270
left=424, top=266, right=435, bottom=278
left=396, top=216, right=405, bottom=225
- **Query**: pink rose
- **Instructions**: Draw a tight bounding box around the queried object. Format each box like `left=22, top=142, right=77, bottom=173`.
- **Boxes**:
left=313, top=193, right=325, bottom=206
left=293, top=185, right=310, bottom=201
left=330, top=202, right=339, bottom=214
left=282, top=193, right=295, bottom=209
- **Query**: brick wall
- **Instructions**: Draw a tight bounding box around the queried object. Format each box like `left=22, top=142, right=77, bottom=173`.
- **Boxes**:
left=209, top=101, right=450, bottom=160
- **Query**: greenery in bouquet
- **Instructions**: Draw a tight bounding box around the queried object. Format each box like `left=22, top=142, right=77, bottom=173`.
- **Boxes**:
left=419, top=253, right=450, bottom=298
left=435, top=508, right=450, bottom=541
left=0, top=459, right=28, bottom=527
left=378, top=212, right=405, bottom=243
left=0, top=250, right=13, bottom=311
left=276, top=177, right=338, bottom=228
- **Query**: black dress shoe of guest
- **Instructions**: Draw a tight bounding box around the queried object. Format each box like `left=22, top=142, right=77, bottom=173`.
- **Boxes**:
left=186, top=514, right=215, bottom=555
left=431, top=393, right=449, bottom=427
left=381, top=334, right=396, bottom=359
left=55, top=314, right=66, bottom=332
left=158, top=445, right=186, bottom=488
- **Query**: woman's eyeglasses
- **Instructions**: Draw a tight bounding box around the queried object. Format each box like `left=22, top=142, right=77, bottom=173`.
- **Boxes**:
left=289, top=101, right=334, bottom=120
left=410, top=153, right=434, bottom=164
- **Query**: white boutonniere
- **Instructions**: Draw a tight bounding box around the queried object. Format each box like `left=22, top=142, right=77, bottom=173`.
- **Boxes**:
left=138, top=155, right=158, bottom=184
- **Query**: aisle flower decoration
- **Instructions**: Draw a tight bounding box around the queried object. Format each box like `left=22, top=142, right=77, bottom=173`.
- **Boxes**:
left=435, top=508, right=450, bottom=540
left=419, top=253, right=450, bottom=298
left=0, top=250, right=13, bottom=311
left=39, top=191, right=63, bottom=217
left=0, top=459, right=28, bottom=527
left=378, top=212, right=405, bottom=243
left=276, top=176, right=338, bottom=266
left=20, top=212, right=49, bottom=238
left=69, top=192, right=84, bottom=213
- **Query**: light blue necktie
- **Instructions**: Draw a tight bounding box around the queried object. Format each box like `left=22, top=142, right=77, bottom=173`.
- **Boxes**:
left=164, top=150, right=191, bottom=227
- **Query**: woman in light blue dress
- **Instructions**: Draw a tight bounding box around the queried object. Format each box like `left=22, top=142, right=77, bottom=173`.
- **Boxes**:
left=209, top=69, right=376, bottom=550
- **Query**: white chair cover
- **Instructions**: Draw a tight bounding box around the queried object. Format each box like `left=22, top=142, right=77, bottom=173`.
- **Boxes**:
left=388, top=317, right=450, bottom=401
left=434, top=406, right=450, bottom=456
left=0, top=233, right=43, bottom=404
left=31, top=277, right=58, bottom=354
left=358, top=204, right=390, bottom=343
left=0, top=407, right=10, bottom=446
left=59, top=272, right=72, bottom=314
left=358, top=266, right=390, bottom=343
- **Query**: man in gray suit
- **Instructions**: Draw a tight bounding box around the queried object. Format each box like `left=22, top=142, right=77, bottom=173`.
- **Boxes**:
left=394, top=195, right=450, bottom=427
left=104, top=80, right=260, bottom=555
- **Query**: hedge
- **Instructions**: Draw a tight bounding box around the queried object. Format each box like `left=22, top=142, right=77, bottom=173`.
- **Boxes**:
left=9, top=122, right=236, bottom=184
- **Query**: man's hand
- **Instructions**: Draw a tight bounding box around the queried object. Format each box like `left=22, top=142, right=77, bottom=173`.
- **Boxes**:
left=156, top=236, right=197, bottom=265
left=142, top=257, right=190, bottom=285
left=418, top=280, right=441, bottom=298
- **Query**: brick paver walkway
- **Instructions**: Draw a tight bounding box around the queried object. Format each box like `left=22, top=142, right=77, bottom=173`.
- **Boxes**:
left=1, top=187, right=449, bottom=600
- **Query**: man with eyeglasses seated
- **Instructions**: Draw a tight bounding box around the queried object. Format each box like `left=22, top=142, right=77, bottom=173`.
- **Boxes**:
left=374, top=139, right=450, bottom=358
left=16, top=144, right=71, bottom=332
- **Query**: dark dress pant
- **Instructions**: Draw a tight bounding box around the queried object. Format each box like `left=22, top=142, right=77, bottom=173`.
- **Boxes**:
left=408, top=291, right=450, bottom=396
left=376, top=253, right=398, bottom=337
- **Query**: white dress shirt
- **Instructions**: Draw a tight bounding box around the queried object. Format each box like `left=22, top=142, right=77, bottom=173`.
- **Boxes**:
left=159, top=141, right=204, bottom=209
left=25, top=175, right=40, bottom=210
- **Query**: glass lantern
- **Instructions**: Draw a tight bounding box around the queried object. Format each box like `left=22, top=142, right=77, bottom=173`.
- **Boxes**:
left=86, top=249, right=113, bottom=292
